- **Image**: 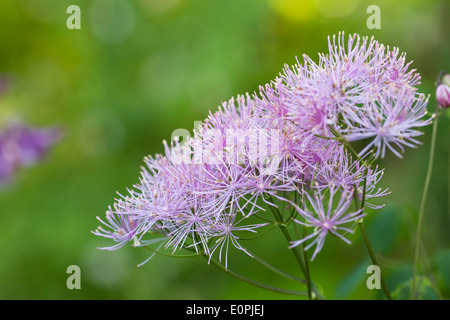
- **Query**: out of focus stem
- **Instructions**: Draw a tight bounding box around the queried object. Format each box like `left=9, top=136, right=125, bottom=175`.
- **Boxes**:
left=247, top=251, right=307, bottom=284
left=412, top=109, right=439, bottom=299
left=176, top=244, right=308, bottom=296
left=205, top=255, right=309, bottom=297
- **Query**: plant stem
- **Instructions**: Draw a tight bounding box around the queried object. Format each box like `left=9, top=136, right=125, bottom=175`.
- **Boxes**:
left=412, top=111, right=439, bottom=299
left=358, top=221, right=393, bottom=300
left=247, top=250, right=306, bottom=284
left=329, top=127, right=375, bottom=168
left=354, top=182, right=392, bottom=300
left=204, top=254, right=308, bottom=297
left=267, top=202, right=307, bottom=277
left=302, top=226, right=312, bottom=300
left=265, top=198, right=318, bottom=299
left=143, top=245, right=201, bottom=258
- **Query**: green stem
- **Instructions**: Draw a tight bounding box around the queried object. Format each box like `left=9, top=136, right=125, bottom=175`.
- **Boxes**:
left=412, top=111, right=439, bottom=299
left=204, top=254, right=308, bottom=297
left=267, top=202, right=307, bottom=277
left=302, top=226, right=312, bottom=300
left=354, top=182, right=392, bottom=300
left=358, top=221, right=393, bottom=300
left=265, top=197, right=320, bottom=300
left=247, top=250, right=306, bottom=284
left=239, top=224, right=276, bottom=240
left=329, top=127, right=374, bottom=168
left=176, top=244, right=308, bottom=296
left=314, top=133, right=341, bottom=140
left=143, top=245, right=201, bottom=258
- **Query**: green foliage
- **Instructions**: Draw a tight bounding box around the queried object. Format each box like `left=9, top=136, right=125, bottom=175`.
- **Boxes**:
left=392, top=277, right=440, bottom=300
left=433, top=250, right=450, bottom=298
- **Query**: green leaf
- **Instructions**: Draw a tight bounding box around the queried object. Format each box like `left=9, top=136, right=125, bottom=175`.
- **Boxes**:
left=335, top=259, right=370, bottom=299
left=432, top=250, right=450, bottom=296
left=392, top=277, right=440, bottom=300
left=367, top=205, right=401, bottom=254
left=311, top=282, right=325, bottom=300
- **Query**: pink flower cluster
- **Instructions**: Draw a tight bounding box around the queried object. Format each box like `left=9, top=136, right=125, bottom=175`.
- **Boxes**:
left=94, top=33, right=431, bottom=265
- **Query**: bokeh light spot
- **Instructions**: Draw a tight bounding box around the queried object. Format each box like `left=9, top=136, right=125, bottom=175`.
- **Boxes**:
left=266, top=0, right=317, bottom=23
left=89, top=0, right=136, bottom=45
left=314, top=0, right=361, bottom=18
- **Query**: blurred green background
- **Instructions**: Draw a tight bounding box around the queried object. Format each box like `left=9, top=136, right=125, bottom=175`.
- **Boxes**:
left=0, top=0, right=449, bottom=300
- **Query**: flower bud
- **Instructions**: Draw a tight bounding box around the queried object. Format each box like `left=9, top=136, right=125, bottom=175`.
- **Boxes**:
left=442, top=74, right=450, bottom=87
left=436, top=83, right=450, bottom=109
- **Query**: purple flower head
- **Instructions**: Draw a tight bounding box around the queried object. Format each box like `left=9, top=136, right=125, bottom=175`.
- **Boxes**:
left=207, top=211, right=268, bottom=270
left=93, top=199, right=142, bottom=251
left=275, top=32, right=430, bottom=159
left=342, top=89, right=431, bottom=159
left=162, top=196, right=216, bottom=255
left=290, top=187, right=364, bottom=261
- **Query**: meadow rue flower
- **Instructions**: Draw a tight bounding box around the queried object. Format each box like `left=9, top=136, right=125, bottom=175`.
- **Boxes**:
left=95, top=32, right=431, bottom=265
left=93, top=198, right=143, bottom=250
left=206, top=211, right=268, bottom=270
left=290, top=187, right=364, bottom=261
left=275, top=32, right=430, bottom=159
left=342, top=89, right=430, bottom=159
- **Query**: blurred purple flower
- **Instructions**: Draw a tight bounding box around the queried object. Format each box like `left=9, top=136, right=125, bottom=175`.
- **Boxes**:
left=0, top=122, right=62, bottom=184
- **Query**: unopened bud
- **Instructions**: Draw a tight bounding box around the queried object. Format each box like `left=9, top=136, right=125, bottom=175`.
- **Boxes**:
left=436, top=83, right=450, bottom=109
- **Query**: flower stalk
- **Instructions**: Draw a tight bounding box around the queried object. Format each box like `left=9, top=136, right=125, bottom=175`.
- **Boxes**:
left=412, top=107, right=439, bottom=299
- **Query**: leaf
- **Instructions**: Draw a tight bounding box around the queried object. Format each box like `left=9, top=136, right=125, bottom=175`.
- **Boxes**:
left=311, top=282, right=325, bottom=300
left=391, top=276, right=440, bottom=300
left=366, top=205, right=401, bottom=254
left=432, top=250, right=450, bottom=296
left=334, top=258, right=370, bottom=299
left=385, top=264, right=412, bottom=291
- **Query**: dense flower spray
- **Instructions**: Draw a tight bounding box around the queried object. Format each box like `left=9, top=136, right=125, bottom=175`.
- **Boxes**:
left=94, top=33, right=431, bottom=277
